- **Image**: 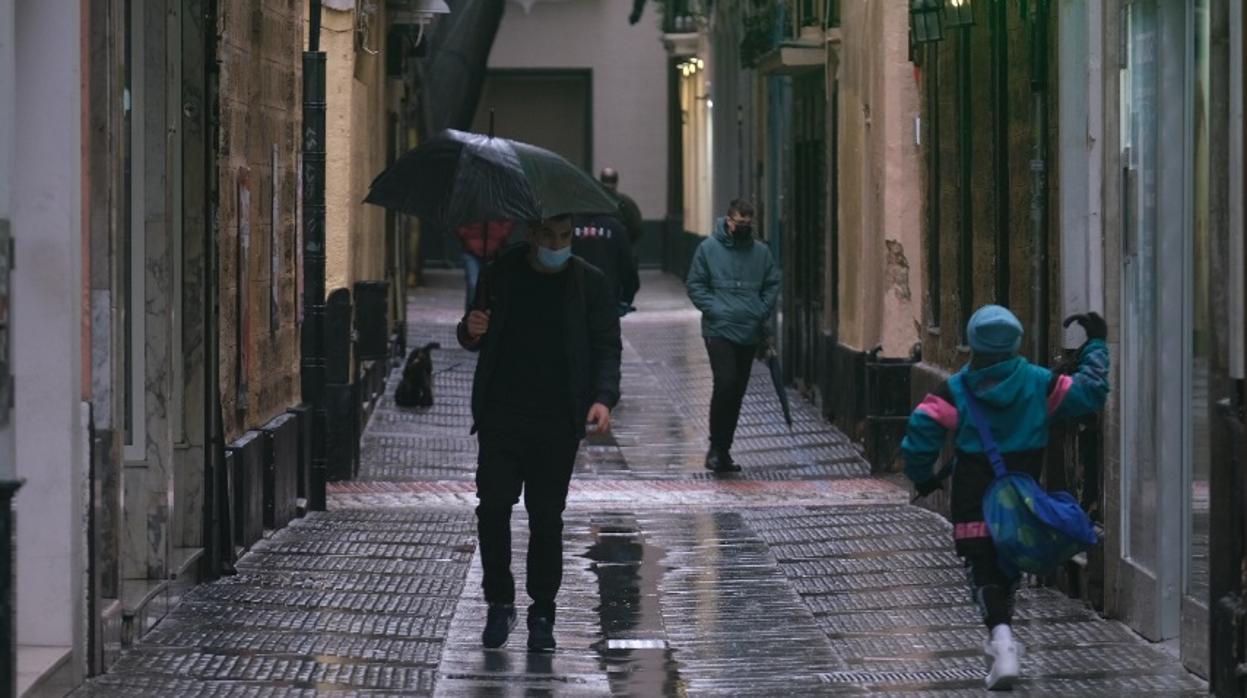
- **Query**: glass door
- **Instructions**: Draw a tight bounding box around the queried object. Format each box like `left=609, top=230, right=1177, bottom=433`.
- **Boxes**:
left=1117, top=0, right=1189, bottom=643
left=1119, top=0, right=1215, bottom=676
left=1182, top=0, right=1214, bottom=677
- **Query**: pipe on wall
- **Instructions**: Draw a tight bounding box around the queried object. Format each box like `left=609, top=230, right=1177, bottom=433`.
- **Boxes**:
left=1028, top=0, right=1050, bottom=365
left=301, top=0, right=327, bottom=510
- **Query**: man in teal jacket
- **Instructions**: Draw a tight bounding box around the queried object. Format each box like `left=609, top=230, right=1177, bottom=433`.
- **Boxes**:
left=686, top=199, right=781, bottom=472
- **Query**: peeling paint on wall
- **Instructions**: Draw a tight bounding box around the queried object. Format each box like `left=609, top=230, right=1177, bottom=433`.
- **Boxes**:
left=884, top=239, right=912, bottom=303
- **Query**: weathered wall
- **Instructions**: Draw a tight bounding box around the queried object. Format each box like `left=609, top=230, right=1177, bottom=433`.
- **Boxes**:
left=486, top=0, right=669, bottom=218
left=919, top=1, right=1062, bottom=370
left=322, top=5, right=389, bottom=297
left=836, top=0, right=923, bottom=357
left=217, top=0, right=304, bottom=441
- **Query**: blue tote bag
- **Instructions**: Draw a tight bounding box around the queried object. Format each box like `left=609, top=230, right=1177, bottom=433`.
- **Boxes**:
left=959, top=376, right=1098, bottom=577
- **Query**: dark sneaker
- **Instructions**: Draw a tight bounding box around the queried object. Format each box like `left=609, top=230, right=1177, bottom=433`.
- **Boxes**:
left=527, top=615, right=556, bottom=652
left=481, top=603, right=517, bottom=649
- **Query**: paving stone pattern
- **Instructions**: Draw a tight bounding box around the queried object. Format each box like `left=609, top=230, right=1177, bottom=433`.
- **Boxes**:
left=78, top=271, right=1205, bottom=696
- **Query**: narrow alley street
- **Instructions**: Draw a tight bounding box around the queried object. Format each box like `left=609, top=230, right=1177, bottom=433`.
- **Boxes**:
left=73, top=272, right=1204, bottom=696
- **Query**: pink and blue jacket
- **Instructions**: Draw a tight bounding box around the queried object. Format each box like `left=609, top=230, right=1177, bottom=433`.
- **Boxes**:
left=901, top=339, right=1110, bottom=493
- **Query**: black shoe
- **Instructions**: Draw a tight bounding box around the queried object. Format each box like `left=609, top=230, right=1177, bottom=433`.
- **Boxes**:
left=704, top=448, right=723, bottom=471
left=704, top=448, right=741, bottom=473
left=481, top=603, right=517, bottom=649
left=527, top=615, right=556, bottom=652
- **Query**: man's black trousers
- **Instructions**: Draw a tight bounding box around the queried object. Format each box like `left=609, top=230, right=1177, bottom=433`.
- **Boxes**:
left=475, top=425, right=580, bottom=621
left=705, top=337, right=757, bottom=452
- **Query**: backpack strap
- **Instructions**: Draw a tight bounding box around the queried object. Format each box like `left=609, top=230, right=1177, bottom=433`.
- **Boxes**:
left=957, top=374, right=1010, bottom=480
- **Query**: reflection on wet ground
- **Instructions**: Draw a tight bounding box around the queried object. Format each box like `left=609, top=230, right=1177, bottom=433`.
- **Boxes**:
left=77, top=272, right=1207, bottom=696
left=585, top=515, right=685, bottom=696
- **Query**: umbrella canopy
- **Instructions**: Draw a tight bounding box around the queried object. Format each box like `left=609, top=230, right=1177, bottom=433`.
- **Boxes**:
left=764, top=349, right=794, bottom=430
left=365, top=129, right=619, bottom=227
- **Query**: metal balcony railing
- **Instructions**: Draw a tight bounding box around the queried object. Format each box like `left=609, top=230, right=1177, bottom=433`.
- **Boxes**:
left=664, top=0, right=696, bottom=33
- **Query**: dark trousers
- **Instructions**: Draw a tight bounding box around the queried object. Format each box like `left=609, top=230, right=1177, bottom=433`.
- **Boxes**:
left=705, top=337, right=757, bottom=452
left=952, top=455, right=1037, bottom=631
left=962, top=542, right=1019, bottom=629
left=476, top=426, right=580, bottom=621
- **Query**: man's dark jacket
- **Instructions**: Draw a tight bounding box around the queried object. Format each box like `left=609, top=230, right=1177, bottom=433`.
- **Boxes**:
left=457, top=244, right=622, bottom=438
left=572, top=213, right=640, bottom=305
left=611, top=191, right=645, bottom=246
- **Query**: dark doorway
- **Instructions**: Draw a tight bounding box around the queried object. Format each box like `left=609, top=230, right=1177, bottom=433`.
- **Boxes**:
left=472, top=69, right=593, bottom=168
left=783, top=71, right=827, bottom=400
left=419, top=69, right=593, bottom=271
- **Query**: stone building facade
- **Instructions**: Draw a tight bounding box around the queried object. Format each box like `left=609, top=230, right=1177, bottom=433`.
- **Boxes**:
left=5, top=0, right=311, bottom=693
left=216, top=0, right=305, bottom=441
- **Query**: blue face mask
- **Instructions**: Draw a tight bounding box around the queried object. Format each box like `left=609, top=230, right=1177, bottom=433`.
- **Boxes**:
left=536, top=245, right=572, bottom=269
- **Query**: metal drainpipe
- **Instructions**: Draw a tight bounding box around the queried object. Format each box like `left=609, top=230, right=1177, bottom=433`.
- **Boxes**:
left=302, top=0, right=328, bottom=510
left=202, top=0, right=228, bottom=576
left=991, top=0, right=1010, bottom=306
left=958, top=26, right=973, bottom=345
left=926, top=42, right=941, bottom=328
left=1029, top=0, right=1050, bottom=366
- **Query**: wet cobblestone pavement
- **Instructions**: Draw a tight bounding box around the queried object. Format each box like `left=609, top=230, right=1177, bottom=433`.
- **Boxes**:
left=79, top=272, right=1206, bottom=696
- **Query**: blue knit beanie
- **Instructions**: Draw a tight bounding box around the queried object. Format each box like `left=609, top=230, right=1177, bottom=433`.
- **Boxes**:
left=967, top=305, right=1023, bottom=355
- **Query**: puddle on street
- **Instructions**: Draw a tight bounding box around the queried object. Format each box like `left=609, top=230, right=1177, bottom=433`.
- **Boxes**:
left=584, top=515, right=687, bottom=696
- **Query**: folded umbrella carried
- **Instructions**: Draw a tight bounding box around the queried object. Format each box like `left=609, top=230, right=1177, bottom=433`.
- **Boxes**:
left=364, top=129, right=619, bottom=228
left=763, top=346, right=794, bottom=430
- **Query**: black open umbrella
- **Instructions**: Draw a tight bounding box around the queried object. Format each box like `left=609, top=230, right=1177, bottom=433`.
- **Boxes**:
left=763, top=347, right=794, bottom=430
left=364, top=129, right=618, bottom=228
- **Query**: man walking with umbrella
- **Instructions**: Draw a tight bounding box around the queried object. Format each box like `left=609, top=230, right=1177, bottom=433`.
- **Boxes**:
left=366, top=129, right=626, bottom=653
left=686, top=199, right=780, bottom=473
left=457, top=213, right=622, bottom=652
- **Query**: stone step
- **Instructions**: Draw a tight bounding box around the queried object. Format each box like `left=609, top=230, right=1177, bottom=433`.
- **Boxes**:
left=17, top=644, right=72, bottom=697
left=98, top=597, right=124, bottom=672
left=121, top=578, right=170, bottom=647
left=168, top=546, right=204, bottom=609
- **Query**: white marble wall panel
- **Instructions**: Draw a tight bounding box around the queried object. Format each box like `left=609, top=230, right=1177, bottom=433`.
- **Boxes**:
left=122, top=0, right=174, bottom=582
left=13, top=0, right=87, bottom=658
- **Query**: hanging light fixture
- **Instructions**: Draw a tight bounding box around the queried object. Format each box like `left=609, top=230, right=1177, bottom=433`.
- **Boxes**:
left=909, top=0, right=945, bottom=43
left=389, top=0, right=451, bottom=46
left=944, top=0, right=974, bottom=28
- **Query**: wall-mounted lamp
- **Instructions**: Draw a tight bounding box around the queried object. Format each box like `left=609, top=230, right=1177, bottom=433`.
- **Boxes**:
left=389, top=0, right=451, bottom=46
left=944, top=0, right=973, bottom=29
left=909, top=0, right=945, bottom=43
left=678, top=58, right=703, bottom=77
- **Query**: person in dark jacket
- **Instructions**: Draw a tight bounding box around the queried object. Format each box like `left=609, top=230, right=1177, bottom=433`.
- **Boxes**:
left=599, top=167, right=644, bottom=249
left=572, top=211, right=640, bottom=314
left=457, top=213, right=622, bottom=653
left=685, top=199, right=780, bottom=473
left=902, top=305, right=1109, bottom=690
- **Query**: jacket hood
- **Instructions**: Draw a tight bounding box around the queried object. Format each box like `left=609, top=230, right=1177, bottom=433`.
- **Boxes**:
left=960, top=356, right=1029, bottom=409
left=712, top=217, right=752, bottom=248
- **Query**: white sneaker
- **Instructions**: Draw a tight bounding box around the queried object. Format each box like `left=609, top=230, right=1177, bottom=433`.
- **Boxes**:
left=984, top=624, right=1020, bottom=690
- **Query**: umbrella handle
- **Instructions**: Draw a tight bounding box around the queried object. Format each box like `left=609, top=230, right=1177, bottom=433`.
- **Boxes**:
left=488, top=109, right=495, bottom=138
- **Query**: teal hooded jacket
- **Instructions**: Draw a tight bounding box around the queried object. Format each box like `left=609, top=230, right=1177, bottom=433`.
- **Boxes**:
left=685, top=218, right=781, bottom=346
left=901, top=339, right=1110, bottom=487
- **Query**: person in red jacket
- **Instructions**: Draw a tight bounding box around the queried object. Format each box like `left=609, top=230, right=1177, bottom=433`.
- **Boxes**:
left=456, top=220, right=517, bottom=312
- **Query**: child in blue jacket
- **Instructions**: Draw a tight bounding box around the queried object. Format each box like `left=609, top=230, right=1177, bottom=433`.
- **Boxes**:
left=902, top=305, right=1109, bottom=690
